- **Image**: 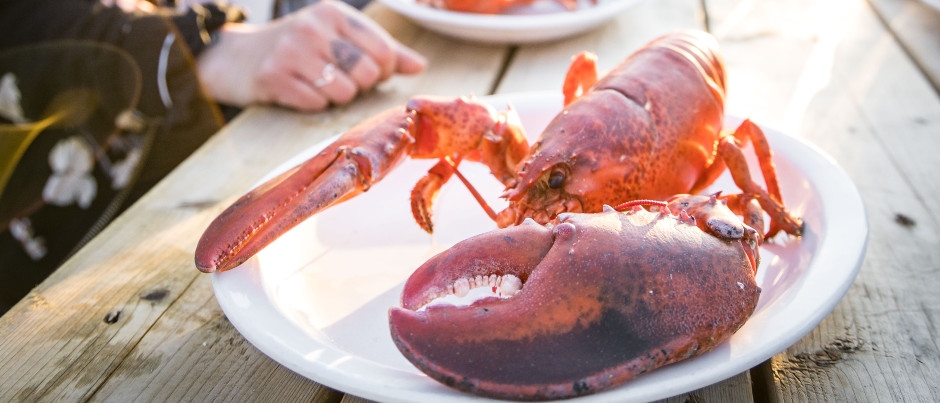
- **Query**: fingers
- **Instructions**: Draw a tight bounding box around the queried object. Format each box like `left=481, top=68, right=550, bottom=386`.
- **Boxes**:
left=328, top=37, right=382, bottom=90
left=238, top=0, right=427, bottom=111
left=310, top=60, right=358, bottom=104
left=303, top=1, right=425, bottom=107
left=261, top=32, right=357, bottom=111
left=257, top=61, right=329, bottom=111
left=326, top=37, right=425, bottom=87
left=326, top=0, right=427, bottom=80
left=272, top=77, right=329, bottom=112
left=281, top=61, right=361, bottom=111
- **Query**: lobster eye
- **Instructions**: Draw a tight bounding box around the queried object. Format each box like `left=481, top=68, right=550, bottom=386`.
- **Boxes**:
left=548, top=170, right=566, bottom=189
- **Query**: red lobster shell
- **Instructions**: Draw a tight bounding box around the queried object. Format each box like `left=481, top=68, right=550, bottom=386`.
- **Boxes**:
left=389, top=197, right=762, bottom=400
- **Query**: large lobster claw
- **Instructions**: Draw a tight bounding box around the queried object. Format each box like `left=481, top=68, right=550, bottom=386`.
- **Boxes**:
left=195, top=96, right=528, bottom=273
left=389, top=204, right=761, bottom=400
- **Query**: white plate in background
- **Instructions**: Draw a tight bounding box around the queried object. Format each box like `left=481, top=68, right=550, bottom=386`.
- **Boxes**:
left=376, top=0, right=643, bottom=43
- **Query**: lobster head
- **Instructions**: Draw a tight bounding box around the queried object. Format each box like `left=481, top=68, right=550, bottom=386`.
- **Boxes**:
left=390, top=204, right=761, bottom=400
left=496, top=89, right=663, bottom=228
left=496, top=30, right=728, bottom=230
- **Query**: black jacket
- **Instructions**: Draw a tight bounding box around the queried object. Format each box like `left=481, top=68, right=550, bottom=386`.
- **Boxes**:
left=0, top=0, right=244, bottom=314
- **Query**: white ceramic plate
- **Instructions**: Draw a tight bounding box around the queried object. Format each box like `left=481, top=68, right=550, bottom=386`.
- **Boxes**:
left=376, top=0, right=642, bottom=43
left=212, top=92, right=867, bottom=402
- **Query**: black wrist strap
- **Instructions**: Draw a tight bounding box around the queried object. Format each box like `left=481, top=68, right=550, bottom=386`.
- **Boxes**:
left=172, top=2, right=247, bottom=57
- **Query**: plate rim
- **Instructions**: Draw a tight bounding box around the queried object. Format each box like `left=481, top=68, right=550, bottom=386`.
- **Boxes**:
left=375, top=0, right=643, bottom=42
left=211, top=91, right=867, bottom=402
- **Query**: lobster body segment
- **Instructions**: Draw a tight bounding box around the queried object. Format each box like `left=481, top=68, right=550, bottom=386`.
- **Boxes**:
left=496, top=30, right=801, bottom=239
left=389, top=201, right=762, bottom=400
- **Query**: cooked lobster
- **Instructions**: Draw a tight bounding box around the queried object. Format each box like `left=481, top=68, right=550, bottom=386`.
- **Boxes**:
left=194, top=28, right=806, bottom=400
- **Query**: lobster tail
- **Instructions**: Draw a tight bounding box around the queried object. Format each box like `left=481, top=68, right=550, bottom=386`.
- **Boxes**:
left=646, top=30, right=727, bottom=103
left=589, top=30, right=727, bottom=133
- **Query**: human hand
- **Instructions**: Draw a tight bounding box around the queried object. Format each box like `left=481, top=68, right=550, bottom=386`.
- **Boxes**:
left=196, top=0, right=426, bottom=111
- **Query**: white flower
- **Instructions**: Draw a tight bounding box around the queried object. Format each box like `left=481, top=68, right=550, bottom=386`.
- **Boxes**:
left=22, top=236, right=47, bottom=260
left=9, top=217, right=31, bottom=240
left=9, top=217, right=47, bottom=260
left=110, top=147, right=141, bottom=189
left=0, top=72, right=27, bottom=124
left=43, top=136, right=97, bottom=209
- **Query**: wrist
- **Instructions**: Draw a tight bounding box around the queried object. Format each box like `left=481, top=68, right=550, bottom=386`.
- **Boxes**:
left=195, top=24, right=257, bottom=107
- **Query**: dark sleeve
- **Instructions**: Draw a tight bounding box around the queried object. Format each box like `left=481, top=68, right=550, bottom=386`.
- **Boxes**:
left=0, top=0, right=245, bottom=117
left=0, top=0, right=101, bottom=49
left=0, top=0, right=245, bottom=54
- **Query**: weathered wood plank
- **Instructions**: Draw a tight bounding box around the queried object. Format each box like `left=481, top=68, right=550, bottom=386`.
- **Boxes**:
left=3, top=1, right=937, bottom=402
left=0, top=3, right=510, bottom=401
left=706, top=0, right=940, bottom=401
left=868, top=0, right=940, bottom=93
left=340, top=371, right=753, bottom=403
left=86, top=274, right=343, bottom=402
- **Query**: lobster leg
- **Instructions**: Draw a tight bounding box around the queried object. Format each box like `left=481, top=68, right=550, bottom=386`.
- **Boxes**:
left=734, top=119, right=784, bottom=203
left=714, top=120, right=803, bottom=238
left=562, top=52, right=599, bottom=106
left=722, top=193, right=766, bottom=242
left=411, top=158, right=458, bottom=233
left=685, top=119, right=801, bottom=239
left=406, top=96, right=529, bottom=234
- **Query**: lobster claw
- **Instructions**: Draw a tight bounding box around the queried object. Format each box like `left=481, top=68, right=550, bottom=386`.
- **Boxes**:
left=195, top=95, right=529, bottom=273
left=389, top=207, right=761, bottom=400
left=195, top=108, right=416, bottom=273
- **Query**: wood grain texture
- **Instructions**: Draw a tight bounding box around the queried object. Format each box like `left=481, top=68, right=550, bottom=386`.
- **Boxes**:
left=340, top=372, right=753, bottom=403
left=2, top=0, right=938, bottom=401
left=706, top=0, right=940, bottom=401
left=868, top=0, right=940, bottom=93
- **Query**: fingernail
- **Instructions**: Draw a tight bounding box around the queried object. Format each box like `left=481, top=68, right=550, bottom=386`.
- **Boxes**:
left=401, top=45, right=426, bottom=65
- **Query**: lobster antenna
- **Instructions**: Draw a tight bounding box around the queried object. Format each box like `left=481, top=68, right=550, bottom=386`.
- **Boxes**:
left=444, top=157, right=499, bottom=222
left=612, top=199, right=667, bottom=211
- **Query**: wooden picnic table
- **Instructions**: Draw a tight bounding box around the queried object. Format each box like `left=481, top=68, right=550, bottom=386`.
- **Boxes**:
left=2, top=0, right=938, bottom=401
